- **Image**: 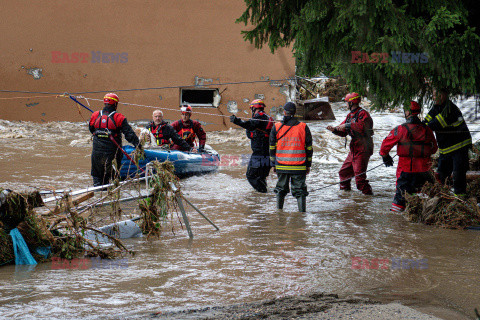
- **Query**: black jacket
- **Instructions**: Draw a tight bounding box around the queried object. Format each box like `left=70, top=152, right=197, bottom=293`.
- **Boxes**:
left=232, top=111, right=271, bottom=155
left=424, top=99, right=472, bottom=154
left=89, top=105, right=139, bottom=153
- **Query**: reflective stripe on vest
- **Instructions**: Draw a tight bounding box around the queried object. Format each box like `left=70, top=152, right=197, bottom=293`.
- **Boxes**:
left=276, top=165, right=307, bottom=171
left=275, top=122, right=307, bottom=165
left=439, top=138, right=472, bottom=154
left=149, top=123, right=169, bottom=146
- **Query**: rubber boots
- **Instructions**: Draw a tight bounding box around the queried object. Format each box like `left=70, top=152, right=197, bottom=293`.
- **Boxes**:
left=297, top=197, right=306, bottom=212
left=276, top=193, right=286, bottom=209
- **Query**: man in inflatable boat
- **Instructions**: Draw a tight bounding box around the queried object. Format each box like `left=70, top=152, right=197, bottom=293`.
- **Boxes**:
left=171, top=105, right=207, bottom=152
left=143, top=109, right=191, bottom=151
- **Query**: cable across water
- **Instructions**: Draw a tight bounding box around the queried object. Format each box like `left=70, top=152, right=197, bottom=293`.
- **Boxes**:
left=308, top=155, right=398, bottom=193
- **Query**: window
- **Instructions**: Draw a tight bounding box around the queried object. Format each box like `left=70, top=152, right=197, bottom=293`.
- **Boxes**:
left=180, top=88, right=220, bottom=107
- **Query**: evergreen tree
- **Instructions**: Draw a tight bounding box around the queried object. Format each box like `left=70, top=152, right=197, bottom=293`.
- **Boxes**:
left=237, top=0, right=480, bottom=108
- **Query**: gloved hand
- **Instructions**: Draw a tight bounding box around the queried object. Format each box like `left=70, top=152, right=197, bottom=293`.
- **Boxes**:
left=382, top=154, right=394, bottom=167
left=229, top=115, right=237, bottom=123
left=198, top=145, right=205, bottom=153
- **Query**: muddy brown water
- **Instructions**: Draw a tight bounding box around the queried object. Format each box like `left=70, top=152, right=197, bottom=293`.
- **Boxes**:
left=0, top=109, right=479, bottom=319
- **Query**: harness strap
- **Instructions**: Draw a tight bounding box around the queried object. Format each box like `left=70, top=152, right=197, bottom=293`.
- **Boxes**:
left=276, top=123, right=295, bottom=142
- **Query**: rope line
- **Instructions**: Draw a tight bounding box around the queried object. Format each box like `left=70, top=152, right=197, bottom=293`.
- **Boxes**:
left=76, top=95, right=263, bottom=123
left=75, top=96, right=480, bottom=132
left=0, top=78, right=294, bottom=95
left=0, top=94, right=64, bottom=100
left=309, top=155, right=398, bottom=193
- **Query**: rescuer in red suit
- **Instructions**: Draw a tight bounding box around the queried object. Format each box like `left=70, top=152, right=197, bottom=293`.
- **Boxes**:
left=327, top=92, right=374, bottom=195
left=380, top=101, right=438, bottom=212
left=89, top=93, right=140, bottom=186
left=170, top=105, right=207, bottom=152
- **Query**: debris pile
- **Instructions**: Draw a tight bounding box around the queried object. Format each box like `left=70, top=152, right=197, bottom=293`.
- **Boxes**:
left=297, top=78, right=348, bottom=102
left=404, top=181, right=480, bottom=229
left=0, top=188, right=129, bottom=265
left=469, top=141, right=480, bottom=171
left=139, top=160, right=180, bottom=238
left=0, top=161, right=181, bottom=266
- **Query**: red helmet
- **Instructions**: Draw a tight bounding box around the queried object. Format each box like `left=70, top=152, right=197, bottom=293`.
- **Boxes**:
left=410, top=101, right=421, bottom=114
left=104, top=93, right=119, bottom=105
left=250, top=99, right=266, bottom=109
left=344, top=92, right=361, bottom=104
left=180, top=105, right=192, bottom=114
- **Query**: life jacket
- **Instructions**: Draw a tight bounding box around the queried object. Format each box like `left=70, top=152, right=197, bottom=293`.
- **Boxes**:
left=274, top=122, right=307, bottom=167
left=91, top=110, right=122, bottom=139
left=346, top=108, right=374, bottom=138
left=177, top=120, right=196, bottom=145
left=250, top=111, right=274, bottom=138
left=397, top=123, right=435, bottom=158
left=148, top=122, right=170, bottom=146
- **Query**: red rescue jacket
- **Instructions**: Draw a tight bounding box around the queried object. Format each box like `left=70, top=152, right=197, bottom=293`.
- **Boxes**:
left=333, top=107, right=374, bottom=155
left=89, top=110, right=125, bottom=139
left=380, top=116, right=438, bottom=178
left=171, top=119, right=207, bottom=148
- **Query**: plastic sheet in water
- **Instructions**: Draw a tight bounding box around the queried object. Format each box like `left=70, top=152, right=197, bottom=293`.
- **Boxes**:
left=84, top=219, right=143, bottom=246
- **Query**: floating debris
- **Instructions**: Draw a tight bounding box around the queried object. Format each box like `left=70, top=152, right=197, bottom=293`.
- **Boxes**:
left=0, top=160, right=184, bottom=266
left=297, top=77, right=348, bottom=102
left=139, top=160, right=180, bottom=238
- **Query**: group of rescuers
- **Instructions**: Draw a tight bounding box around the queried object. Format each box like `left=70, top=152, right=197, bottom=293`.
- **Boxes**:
left=89, top=89, right=472, bottom=213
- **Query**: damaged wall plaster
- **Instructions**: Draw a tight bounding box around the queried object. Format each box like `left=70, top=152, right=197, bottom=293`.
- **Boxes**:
left=27, top=67, right=43, bottom=79
left=194, top=76, right=214, bottom=87
left=227, top=100, right=238, bottom=114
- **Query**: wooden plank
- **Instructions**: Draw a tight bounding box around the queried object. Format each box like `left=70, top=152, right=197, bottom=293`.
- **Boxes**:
left=71, top=192, right=94, bottom=206
left=35, top=192, right=94, bottom=216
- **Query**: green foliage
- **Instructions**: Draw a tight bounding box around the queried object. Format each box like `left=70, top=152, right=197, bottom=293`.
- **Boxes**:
left=237, top=0, right=480, bottom=108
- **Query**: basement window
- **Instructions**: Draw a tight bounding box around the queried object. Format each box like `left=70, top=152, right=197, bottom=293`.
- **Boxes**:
left=180, top=88, right=220, bottom=107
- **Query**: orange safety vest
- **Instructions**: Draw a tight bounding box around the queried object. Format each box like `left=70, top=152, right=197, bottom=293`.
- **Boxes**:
left=275, top=122, right=307, bottom=169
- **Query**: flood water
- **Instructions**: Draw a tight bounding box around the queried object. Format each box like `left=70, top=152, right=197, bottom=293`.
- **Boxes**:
left=0, top=102, right=479, bottom=319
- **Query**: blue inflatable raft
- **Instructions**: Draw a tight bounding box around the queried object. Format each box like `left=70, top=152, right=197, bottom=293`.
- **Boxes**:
left=119, top=145, right=220, bottom=179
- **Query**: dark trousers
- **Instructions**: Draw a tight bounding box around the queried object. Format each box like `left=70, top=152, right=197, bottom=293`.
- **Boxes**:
left=339, top=150, right=372, bottom=194
left=274, top=172, right=308, bottom=198
left=393, top=171, right=434, bottom=207
left=91, top=149, right=123, bottom=187
left=246, top=155, right=271, bottom=193
left=437, top=147, right=469, bottom=196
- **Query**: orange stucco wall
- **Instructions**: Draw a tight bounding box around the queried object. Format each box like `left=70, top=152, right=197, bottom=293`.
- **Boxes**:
left=0, top=0, right=295, bottom=130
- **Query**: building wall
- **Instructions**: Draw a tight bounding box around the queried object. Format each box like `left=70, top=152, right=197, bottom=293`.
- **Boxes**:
left=0, top=0, right=295, bottom=131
